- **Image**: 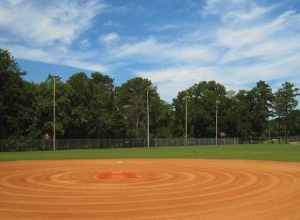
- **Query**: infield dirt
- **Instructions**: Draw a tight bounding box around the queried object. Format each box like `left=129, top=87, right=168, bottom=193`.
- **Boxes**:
left=0, top=159, right=300, bottom=220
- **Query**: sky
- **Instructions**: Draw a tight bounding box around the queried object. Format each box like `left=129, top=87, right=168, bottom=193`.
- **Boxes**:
left=0, top=0, right=300, bottom=103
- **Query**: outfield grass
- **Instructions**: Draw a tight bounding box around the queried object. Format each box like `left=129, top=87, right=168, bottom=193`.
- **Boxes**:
left=0, top=144, right=300, bottom=162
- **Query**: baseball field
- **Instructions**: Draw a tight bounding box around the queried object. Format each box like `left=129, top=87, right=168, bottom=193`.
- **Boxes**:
left=1, top=144, right=300, bottom=219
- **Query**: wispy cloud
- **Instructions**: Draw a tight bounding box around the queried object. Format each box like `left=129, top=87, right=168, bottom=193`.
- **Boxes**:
left=113, top=37, right=218, bottom=64
left=0, top=0, right=109, bottom=72
left=216, top=10, right=300, bottom=63
left=129, top=0, right=300, bottom=101
left=0, top=0, right=107, bottom=46
left=103, top=20, right=121, bottom=27
left=135, top=50, right=300, bottom=101
left=0, top=0, right=299, bottom=103
left=150, top=24, right=177, bottom=32
left=201, top=0, right=275, bottom=23
left=78, top=39, right=91, bottom=49
left=4, top=44, right=108, bottom=72
left=99, top=33, right=119, bottom=45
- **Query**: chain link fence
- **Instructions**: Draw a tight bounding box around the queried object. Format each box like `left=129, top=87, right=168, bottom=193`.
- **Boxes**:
left=0, top=136, right=299, bottom=152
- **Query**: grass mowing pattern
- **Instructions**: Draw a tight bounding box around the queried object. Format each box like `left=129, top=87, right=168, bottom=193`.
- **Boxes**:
left=0, top=144, right=300, bottom=162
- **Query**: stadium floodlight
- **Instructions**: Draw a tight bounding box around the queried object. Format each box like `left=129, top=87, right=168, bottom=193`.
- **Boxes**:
left=216, top=100, right=220, bottom=146
left=50, top=74, right=61, bottom=151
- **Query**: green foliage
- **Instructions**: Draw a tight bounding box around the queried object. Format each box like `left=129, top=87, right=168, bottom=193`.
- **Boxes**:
left=232, top=81, right=273, bottom=137
left=0, top=48, right=35, bottom=139
left=116, top=77, right=163, bottom=138
left=1, top=47, right=300, bottom=140
left=273, top=82, right=300, bottom=139
left=173, top=81, right=229, bottom=137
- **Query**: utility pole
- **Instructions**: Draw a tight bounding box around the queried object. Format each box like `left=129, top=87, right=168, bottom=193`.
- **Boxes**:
left=185, top=97, right=188, bottom=146
left=147, top=89, right=150, bottom=148
left=216, top=100, right=220, bottom=146
left=51, top=75, right=61, bottom=151
left=53, top=76, right=56, bottom=151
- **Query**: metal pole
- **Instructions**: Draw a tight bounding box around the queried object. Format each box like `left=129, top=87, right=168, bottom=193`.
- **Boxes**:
left=147, top=89, right=150, bottom=148
left=53, top=76, right=56, bottom=151
left=216, top=101, right=218, bottom=146
left=185, top=97, right=188, bottom=146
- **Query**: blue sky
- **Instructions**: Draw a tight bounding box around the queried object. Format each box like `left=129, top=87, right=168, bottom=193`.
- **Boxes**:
left=0, top=0, right=300, bottom=102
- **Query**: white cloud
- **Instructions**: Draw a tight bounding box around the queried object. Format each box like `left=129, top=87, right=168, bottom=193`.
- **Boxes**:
left=7, top=0, right=24, bottom=5
left=99, top=33, right=119, bottom=45
left=201, top=0, right=274, bottom=23
left=135, top=51, right=300, bottom=102
left=103, top=20, right=121, bottom=27
left=0, top=0, right=299, bottom=104
left=150, top=25, right=177, bottom=32
left=2, top=44, right=109, bottom=73
left=113, top=38, right=217, bottom=63
left=0, top=0, right=107, bottom=46
left=0, top=0, right=109, bottom=74
left=216, top=9, right=300, bottom=63
left=78, top=39, right=91, bottom=49
left=131, top=3, right=300, bottom=101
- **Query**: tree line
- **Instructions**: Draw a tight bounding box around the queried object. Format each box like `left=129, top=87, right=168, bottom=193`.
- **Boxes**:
left=1, top=48, right=299, bottom=140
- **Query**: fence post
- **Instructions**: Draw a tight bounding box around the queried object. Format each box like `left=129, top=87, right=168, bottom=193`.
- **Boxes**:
left=133, top=139, right=134, bottom=148
left=17, top=140, right=19, bottom=152
left=110, top=139, right=111, bottom=148
left=121, top=139, right=122, bottom=148
left=1, top=141, right=3, bottom=152
left=67, top=139, right=69, bottom=150
left=78, top=139, right=79, bottom=149
left=98, top=139, right=99, bottom=149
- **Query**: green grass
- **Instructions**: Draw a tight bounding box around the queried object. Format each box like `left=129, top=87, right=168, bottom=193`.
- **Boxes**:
left=1, top=144, right=300, bottom=162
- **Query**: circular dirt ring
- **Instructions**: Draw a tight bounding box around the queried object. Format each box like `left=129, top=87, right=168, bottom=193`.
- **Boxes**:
left=0, top=159, right=300, bottom=220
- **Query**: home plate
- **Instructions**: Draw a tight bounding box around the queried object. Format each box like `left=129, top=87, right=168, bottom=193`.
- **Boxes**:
left=97, top=172, right=137, bottom=179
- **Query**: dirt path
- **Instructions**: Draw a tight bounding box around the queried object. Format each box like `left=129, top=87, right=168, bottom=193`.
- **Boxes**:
left=1, top=159, right=300, bottom=220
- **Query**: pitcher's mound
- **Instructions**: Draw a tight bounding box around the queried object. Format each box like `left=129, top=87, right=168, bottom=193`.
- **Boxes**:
left=98, top=172, right=137, bottom=179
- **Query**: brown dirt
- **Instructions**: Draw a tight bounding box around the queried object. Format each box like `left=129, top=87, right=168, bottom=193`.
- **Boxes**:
left=1, top=159, right=300, bottom=220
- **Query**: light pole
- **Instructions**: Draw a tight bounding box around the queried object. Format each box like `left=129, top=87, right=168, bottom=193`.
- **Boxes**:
left=147, top=88, right=150, bottom=148
left=185, top=96, right=189, bottom=146
left=51, top=75, right=61, bottom=151
left=216, top=100, right=220, bottom=146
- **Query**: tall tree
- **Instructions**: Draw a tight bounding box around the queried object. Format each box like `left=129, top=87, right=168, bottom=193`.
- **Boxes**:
left=28, top=75, right=70, bottom=139
left=248, top=81, right=273, bottom=136
left=0, top=48, right=35, bottom=139
left=233, top=81, right=273, bottom=137
left=117, top=77, right=160, bottom=138
left=87, top=72, right=118, bottom=138
left=66, top=72, right=91, bottom=138
left=274, top=82, right=299, bottom=142
left=173, top=81, right=228, bottom=138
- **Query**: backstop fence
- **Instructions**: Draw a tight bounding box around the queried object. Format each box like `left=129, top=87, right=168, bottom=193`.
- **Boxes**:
left=0, top=136, right=299, bottom=152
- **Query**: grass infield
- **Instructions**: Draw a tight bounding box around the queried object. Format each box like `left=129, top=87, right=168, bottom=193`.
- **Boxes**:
left=0, top=144, right=300, bottom=162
